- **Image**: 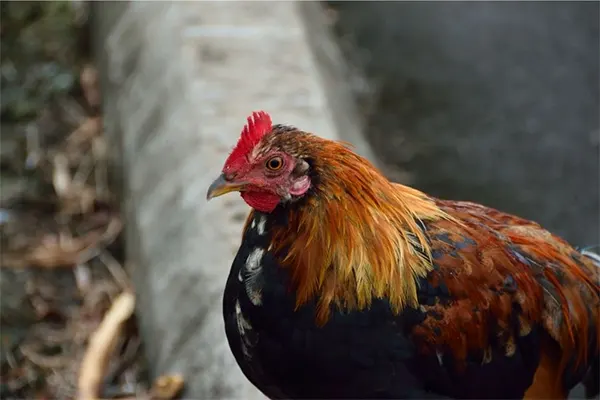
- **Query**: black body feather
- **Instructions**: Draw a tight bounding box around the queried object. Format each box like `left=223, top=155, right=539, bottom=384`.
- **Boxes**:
left=222, top=211, right=544, bottom=399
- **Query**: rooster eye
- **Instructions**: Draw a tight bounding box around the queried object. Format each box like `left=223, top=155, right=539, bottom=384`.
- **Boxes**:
left=266, top=156, right=283, bottom=171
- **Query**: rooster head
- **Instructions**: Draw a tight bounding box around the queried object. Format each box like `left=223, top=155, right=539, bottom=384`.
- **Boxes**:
left=206, top=111, right=312, bottom=213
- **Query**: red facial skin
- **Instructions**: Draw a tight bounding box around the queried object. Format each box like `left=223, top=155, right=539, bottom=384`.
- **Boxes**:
left=225, top=150, right=311, bottom=213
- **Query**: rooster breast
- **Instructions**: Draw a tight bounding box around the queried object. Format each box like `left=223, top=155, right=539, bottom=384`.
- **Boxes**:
left=223, top=212, right=442, bottom=399
left=222, top=211, right=543, bottom=399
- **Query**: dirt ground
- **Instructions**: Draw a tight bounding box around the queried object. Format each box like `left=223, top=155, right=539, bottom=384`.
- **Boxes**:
left=0, top=4, right=182, bottom=399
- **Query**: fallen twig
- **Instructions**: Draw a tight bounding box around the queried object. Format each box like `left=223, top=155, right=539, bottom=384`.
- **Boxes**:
left=52, top=153, right=73, bottom=198
left=1, top=215, right=122, bottom=269
left=74, top=263, right=93, bottom=293
left=65, top=117, right=102, bottom=150
left=97, top=250, right=130, bottom=291
left=117, top=374, right=185, bottom=400
left=1, top=229, right=102, bottom=269
left=77, top=290, right=136, bottom=400
left=72, top=153, right=96, bottom=188
left=102, top=336, right=141, bottom=387
left=149, top=375, right=185, bottom=400
left=80, top=65, right=101, bottom=109
left=20, top=341, right=70, bottom=369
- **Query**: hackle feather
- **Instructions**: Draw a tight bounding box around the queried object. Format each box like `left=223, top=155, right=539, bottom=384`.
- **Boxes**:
left=268, top=136, right=452, bottom=324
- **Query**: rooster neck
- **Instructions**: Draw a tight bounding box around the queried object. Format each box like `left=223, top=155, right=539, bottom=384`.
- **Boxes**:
left=262, top=150, right=451, bottom=325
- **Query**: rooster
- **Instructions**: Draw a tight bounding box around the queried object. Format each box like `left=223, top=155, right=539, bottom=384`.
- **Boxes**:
left=207, top=111, right=600, bottom=399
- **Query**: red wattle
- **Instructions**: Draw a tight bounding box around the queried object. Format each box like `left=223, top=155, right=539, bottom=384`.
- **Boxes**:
left=241, top=191, right=280, bottom=213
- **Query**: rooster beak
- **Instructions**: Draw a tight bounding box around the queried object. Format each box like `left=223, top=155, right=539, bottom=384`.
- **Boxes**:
left=206, top=173, right=245, bottom=200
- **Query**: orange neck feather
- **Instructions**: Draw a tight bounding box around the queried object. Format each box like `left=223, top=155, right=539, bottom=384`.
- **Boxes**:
left=269, top=139, right=451, bottom=325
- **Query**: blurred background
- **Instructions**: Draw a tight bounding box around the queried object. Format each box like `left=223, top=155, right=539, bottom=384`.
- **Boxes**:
left=329, top=1, right=599, bottom=247
left=1, top=1, right=598, bottom=399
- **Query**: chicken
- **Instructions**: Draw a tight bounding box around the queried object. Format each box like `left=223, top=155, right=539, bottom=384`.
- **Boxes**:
left=206, top=111, right=600, bottom=399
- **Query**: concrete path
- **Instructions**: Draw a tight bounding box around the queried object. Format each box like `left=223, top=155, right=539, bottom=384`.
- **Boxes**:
left=92, top=1, right=372, bottom=398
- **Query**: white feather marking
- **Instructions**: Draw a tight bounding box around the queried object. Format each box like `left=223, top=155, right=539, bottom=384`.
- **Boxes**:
left=245, top=248, right=264, bottom=306
left=235, top=300, right=252, bottom=333
left=251, top=218, right=256, bottom=229
left=247, top=288, right=263, bottom=306
left=246, top=248, right=264, bottom=272
left=257, top=215, right=266, bottom=235
left=582, top=249, right=600, bottom=266
left=436, top=350, right=444, bottom=366
left=235, top=299, right=253, bottom=358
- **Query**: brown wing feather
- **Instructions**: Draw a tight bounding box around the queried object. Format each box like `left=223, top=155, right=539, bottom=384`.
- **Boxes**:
left=412, top=199, right=599, bottom=390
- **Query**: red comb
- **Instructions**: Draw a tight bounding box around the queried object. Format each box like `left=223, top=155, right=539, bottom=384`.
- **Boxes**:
left=223, top=111, right=272, bottom=172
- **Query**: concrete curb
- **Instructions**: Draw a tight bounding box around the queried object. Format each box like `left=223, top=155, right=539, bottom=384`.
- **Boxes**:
left=92, top=1, right=376, bottom=398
